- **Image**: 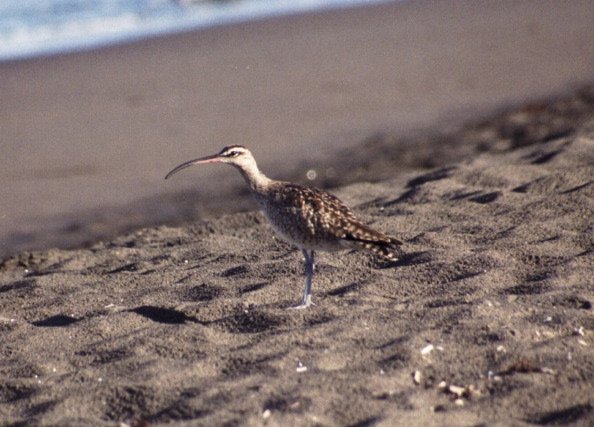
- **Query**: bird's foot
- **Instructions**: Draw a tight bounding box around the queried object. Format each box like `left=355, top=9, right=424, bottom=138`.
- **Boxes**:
left=288, top=296, right=314, bottom=310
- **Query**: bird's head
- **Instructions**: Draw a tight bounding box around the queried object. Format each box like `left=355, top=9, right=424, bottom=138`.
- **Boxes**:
left=165, top=145, right=256, bottom=179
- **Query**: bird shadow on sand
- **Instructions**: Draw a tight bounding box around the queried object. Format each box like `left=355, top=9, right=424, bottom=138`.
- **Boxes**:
left=129, top=304, right=296, bottom=335
left=129, top=306, right=202, bottom=325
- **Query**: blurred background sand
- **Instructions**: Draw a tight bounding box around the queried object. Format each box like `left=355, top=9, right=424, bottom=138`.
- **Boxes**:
left=1, top=0, right=594, bottom=258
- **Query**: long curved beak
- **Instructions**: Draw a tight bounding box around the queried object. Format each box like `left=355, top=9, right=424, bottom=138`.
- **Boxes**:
left=165, top=153, right=221, bottom=180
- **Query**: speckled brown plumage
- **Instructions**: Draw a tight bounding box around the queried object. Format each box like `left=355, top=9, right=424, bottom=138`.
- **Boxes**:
left=166, top=145, right=403, bottom=308
left=254, top=182, right=401, bottom=258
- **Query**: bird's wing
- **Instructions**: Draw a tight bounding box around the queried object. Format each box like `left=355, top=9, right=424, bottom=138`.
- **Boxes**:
left=269, top=184, right=401, bottom=248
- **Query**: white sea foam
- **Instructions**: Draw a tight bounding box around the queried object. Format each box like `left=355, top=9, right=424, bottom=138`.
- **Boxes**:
left=0, top=0, right=398, bottom=61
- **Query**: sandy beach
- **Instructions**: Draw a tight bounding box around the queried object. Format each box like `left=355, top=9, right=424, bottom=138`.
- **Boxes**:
left=1, top=93, right=594, bottom=425
left=1, top=0, right=594, bottom=425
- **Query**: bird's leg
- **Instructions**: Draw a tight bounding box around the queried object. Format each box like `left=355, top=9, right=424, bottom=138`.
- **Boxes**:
left=290, top=249, right=315, bottom=309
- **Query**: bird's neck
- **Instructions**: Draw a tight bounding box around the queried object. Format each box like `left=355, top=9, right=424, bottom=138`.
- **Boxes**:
left=234, top=163, right=273, bottom=194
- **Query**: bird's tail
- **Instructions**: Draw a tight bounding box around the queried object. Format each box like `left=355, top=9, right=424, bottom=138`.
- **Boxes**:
left=341, top=226, right=403, bottom=260
left=354, top=237, right=403, bottom=260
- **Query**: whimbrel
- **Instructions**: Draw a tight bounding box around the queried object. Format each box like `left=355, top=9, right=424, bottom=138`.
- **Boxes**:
left=165, top=145, right=402, bottom=308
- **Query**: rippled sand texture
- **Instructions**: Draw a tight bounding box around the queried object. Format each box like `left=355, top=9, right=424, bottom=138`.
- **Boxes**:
left=1, top=99, right=593, bottom=425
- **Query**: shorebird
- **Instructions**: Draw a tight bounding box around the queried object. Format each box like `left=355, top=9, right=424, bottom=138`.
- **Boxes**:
left=165, top=145, right=402, bottom=308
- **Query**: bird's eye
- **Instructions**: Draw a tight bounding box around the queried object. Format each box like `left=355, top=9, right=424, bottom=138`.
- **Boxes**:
left=228, top=151, right=240, bottom=157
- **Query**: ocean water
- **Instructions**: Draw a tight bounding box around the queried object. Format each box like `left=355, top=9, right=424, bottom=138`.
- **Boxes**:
left=0, top=0, right=396, bottom=61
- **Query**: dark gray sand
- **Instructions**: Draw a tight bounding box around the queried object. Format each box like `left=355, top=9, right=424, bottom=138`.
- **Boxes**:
left=1, top=91, right=593, bottom=426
